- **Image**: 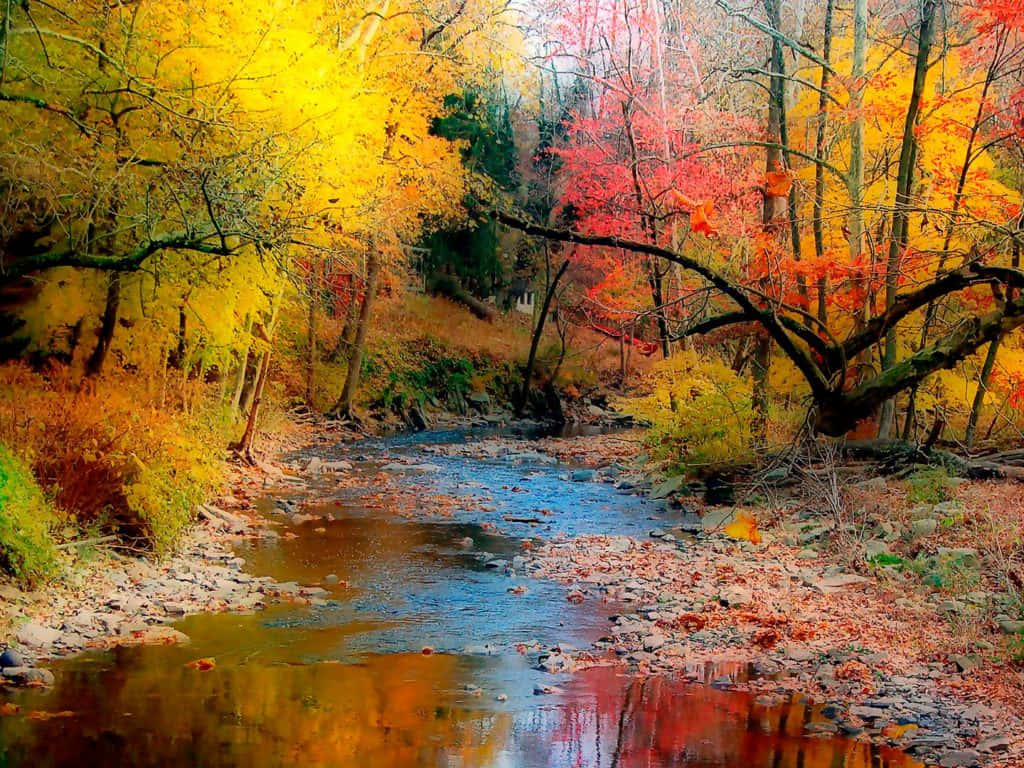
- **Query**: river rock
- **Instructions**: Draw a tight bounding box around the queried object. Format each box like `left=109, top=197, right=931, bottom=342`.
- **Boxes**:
left=908, top=518, right=938, bottom=539
left=864, top=540, right=890, bottom=560
left=938, top=750, right=980, bottom=768
left=650, top=475, right=687, bottom=500
left=997, top=619, right=1024, bottom=634
left=804, top=722, right=838, bottom=734
left=1, top=666, right=54, bottom=686
left=15, top=622, right=61, bottom=648
left=643, top=633, right=666, bottom=651
left=0, top=648, right=24, bottom=668
left=467, top=391, right=491, bottom=410
left=571, top=469, right=596, bottom=482
left=719, top=586, right=752, bottom=608
left=812, top=574, right=868, bottom=594
left=700, top=507, right=738, bottom=532
left=950, top=653, right=982, bottom=673
left=851, top=705, right=888, bottom=720
left=936, top=547, right=980, bottom=570
left=533, top=683, right=563, bottom=695
left=976, top=735, right=1011, bottom=753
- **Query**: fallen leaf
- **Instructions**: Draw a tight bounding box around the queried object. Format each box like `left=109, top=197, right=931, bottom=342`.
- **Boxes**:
left=881, top=722, right=919, bottom=738
left=185, top=657, right=216, bottom=671
left=27, top=710, right=76, bottom=721
left=723, top=511, right=762, bottom=543
left=0, top=702, right=19, bottom=716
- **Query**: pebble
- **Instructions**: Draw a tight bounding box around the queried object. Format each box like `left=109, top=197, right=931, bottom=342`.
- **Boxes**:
left=533, top=684, right=563, bottom=695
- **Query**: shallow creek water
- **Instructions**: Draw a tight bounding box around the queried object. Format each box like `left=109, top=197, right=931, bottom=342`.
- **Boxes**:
left=0, top=428, right=921, bottom=767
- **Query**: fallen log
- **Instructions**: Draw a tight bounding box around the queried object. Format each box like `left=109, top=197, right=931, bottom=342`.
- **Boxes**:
left=427, top=274, right=496, bottom=321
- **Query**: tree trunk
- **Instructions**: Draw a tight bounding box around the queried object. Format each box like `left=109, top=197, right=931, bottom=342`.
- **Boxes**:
left=331, top=249, right=381, bottom=420
left=848, top=0, right=867, bottom=315
left=306, top=280, right=317, bottom=409
left=168, top=304, right=187, bottom=369
left=965, top=338, right=1001, bottom=450
left=878, top=0, right=938, bottom=438
left=235, top=346, right=272, bottom=464
left=764, top=0, right=807, bottom=310
left=751, top=334, right=771, bottom=445
left=753, top=0, right=788, bottom=439
left=231, top=314, right=254, bottom=417
left=234, top=294, right=282, bottom=463
left=517, top=257, right=569, bottom=416
left=85, top=272, right=120, bottom=377
left=813, top=0, right=834, bottom=326
left=966, top=225, right=1019, bottom=449
left=905, top=33, right=1006, bottom=438
left=621, top=99, right=670, bottom=359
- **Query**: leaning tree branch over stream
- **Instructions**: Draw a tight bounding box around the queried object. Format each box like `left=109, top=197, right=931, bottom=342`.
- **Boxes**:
left=489, top=209, right=1024, bottom=437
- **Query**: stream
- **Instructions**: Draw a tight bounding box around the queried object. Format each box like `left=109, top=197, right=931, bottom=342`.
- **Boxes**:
left=0, top=428, right=921, bottom=767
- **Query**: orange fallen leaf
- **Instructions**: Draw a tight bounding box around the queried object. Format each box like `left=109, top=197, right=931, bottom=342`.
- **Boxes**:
left=723, top=511, right=761, bottom=544
left=421, top=646, right=435, bottom=655
left=881, top=722, right=918, bottom=738
left=27, top=710, right=76, bottom=721
left=0, top=702, right=19, bottom=716
left=752, top=628, right=780, bottom=649
left=185, top=657, right=216, bottom=671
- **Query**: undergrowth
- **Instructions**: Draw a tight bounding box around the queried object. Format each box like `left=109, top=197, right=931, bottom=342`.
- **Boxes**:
left=0, top=442, right=59, bottom=585
left=617, top=350, right=758, bottom=471
left=0, top=363, right=225, bottom=557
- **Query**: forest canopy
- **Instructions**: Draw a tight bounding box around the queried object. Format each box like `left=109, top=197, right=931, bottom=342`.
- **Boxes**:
left=3, top=0, right=1024, bottom=573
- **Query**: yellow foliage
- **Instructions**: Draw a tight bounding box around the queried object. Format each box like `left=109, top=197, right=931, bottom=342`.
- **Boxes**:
left=618, top=350, right=755, bottom=469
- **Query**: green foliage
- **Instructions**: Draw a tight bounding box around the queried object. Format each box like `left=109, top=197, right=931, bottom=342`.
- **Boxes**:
left=905, top=466, right=956, bottom=505
left=910, top=551, right=982, bottom=592
left=618, top=350, right=755, bottom=471
left=432, top=90, right=519, bottom=190
left=0, top=443, right=59, bottom=585
left=425, top=89, right=520, bottom=298
left=373, top=351, right=477, bottom=412
left=868, top=552, right=905, bottom=568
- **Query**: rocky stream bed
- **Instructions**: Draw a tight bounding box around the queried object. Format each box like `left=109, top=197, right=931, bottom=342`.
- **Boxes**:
left=0, top=422, right=1020, bottom=767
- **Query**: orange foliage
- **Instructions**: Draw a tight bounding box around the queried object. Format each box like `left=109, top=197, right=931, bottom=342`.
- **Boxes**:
left=690, top=200, right=718, bottom=236
left=764, top=170, right=793, bottom=197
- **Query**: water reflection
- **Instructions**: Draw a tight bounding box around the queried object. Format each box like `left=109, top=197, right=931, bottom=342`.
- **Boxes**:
left=0, top=656, right=920, bottom=768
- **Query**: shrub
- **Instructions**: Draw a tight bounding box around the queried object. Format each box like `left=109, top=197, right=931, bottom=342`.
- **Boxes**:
left=618, top=350, right=755, bottom=471
left=0, top=442, right=59, bottom=584
left=0, top=363, right=224, bottom=554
